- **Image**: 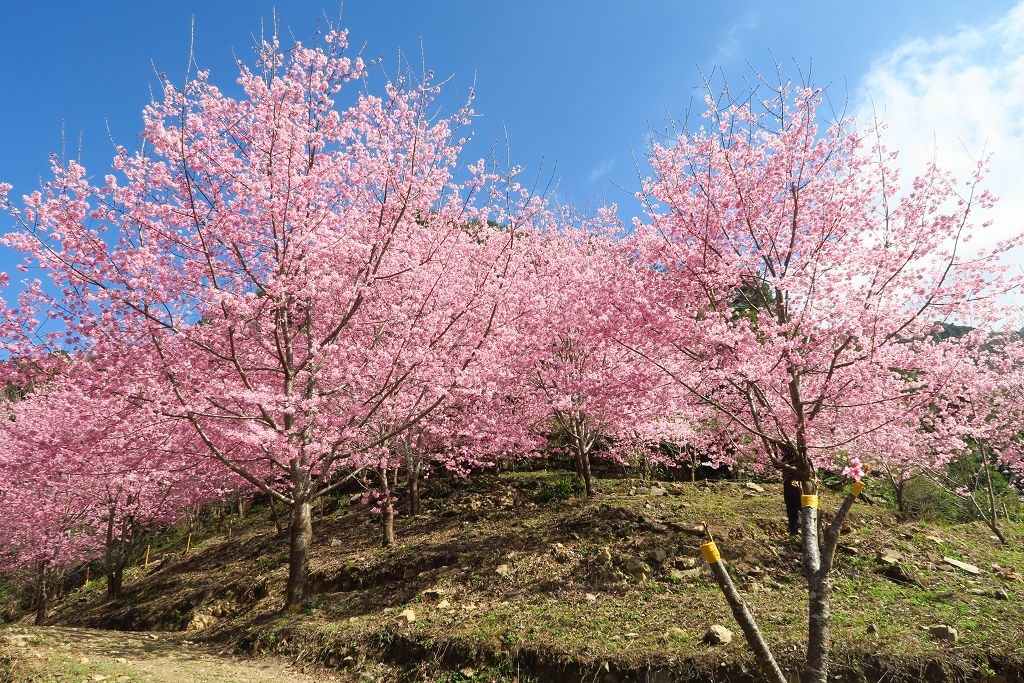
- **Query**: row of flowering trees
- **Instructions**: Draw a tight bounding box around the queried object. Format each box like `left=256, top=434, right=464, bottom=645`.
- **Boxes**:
left=1, top=27, right=1022, bottom=683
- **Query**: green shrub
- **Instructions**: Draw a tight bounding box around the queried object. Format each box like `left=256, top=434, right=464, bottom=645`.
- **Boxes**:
left=537, top=473, right=586, bottom=502
left=899, top=476, right=972, bottom=523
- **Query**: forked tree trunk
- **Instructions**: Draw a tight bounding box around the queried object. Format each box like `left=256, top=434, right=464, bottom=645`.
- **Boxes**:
left=980, top=445, right=1007, bottom=544
left=285, top=499, right=312, bottom=610
left=705, top=480, right=863, bottom=683
left=104, top=513, right=130, bottom=599
left=575, top=448, right=595, bottom=496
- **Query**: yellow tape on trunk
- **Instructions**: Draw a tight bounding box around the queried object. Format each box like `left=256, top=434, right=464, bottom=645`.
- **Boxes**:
left=850, top=480, right=865, bottom=496
left=700, top=541, right=721, bottom=564
left=801, top=494, right=819, bottom=509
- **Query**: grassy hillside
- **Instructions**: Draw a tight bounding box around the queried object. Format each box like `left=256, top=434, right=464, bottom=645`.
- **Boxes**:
left=13, top=472, right=1024, bottom=682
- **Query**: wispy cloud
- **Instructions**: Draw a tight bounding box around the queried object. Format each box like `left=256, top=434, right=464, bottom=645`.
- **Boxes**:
left=586, top=158, right=615, bottom=184
left=857, top=1, right=1024, bottom=306
left=710, top=13, right=759, bottom=66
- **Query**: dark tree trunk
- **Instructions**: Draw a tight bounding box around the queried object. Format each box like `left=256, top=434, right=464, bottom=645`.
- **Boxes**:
left=783, top=475, right=801, bottom=535
left=103, top=511, right=130, bottom=599
left=285, top=499, right=312, bottom=610
left=894, top=479, right=907, bottom=516
left=575, top=449, right=595, bottom=497
left=106, top=554, right=127, bottom=600
left=34, top=563, right=48, bottom=625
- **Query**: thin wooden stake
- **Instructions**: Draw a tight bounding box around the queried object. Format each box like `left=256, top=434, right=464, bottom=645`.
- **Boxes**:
left=185, top=532, right=192, bottom=554
left=144, top=544, right=151, bottom=568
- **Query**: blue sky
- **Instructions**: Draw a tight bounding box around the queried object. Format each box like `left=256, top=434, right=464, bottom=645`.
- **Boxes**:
left=1, top=1, right=1022, bottom=277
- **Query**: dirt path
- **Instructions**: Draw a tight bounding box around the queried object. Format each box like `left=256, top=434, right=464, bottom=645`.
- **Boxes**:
left=0, top=626, right=343, bottom=683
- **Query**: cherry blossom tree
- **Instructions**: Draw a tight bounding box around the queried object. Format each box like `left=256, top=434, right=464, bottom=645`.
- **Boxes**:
left=513, top=216, right=676, bottom=496
left=930, top=332, right=1024, bottom=543
left=2, top=29, right=518, bottom=608
left=635, top=79, right=1023, bottom=682
left=0, top=369, right=224, bottom=605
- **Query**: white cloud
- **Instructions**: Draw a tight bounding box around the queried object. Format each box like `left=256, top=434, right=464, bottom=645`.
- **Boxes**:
left=856, top=2, right=1024, bottom=310
left=586, top=158, right=615, bottom=184
left=710, top=13, right=759, bottom=66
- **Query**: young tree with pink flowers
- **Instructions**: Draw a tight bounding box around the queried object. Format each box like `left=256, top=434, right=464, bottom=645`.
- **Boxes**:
left=2, top=29, right=519, bottom=609
left=635, top=78, right=1023, bottom=682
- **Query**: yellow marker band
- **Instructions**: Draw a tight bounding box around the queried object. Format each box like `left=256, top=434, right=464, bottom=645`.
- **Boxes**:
left=850, top=480, right=865, bottom=497
left=701, top=541, right=721, bottom=564
left=801, top=494, right=819, bottom=509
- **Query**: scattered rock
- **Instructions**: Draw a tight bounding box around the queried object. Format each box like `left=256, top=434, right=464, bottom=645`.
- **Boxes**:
left=402, top=567, right=418, bottom=579
left=186, top=612, right=219, bottom=631
left=90, top=676, right=108, bottom=682
left=650, top=548, right=669, bottom=564
left=675, top=556, right=698, bottom=569
left=649, top=486, right=669, bottom=497
left=114, top=657, right=128, bottom=664
left=330, top=537, right=344, bottom=548
left=495, top=564, right=512, bottom=577
left=703, top=625, right=733, bottom=645
left=943, top=557, right=981, bottom=575
left=993, top=588, right=1010, bottom=600
left=928, top=624, right=958, bottom=643
left=622, top=557, right=652, bottom=580
left=876, top=548, right=902, bottom=565
left=585, top=593, right=598, bottom=602
left=422, top=587, right=446, bottom=601
left=744, top=482, right=765, bottom=493
left=397, top=608, right=416, bottom=624
left=866, top=623, right=879, bottom=634
left=435, top=599, right=452, bottom=609
left=925, top=535, right=944, bottom=544
left=880, top=562, right=923, bottom=588
left=598, top=547, right=613, bottom=564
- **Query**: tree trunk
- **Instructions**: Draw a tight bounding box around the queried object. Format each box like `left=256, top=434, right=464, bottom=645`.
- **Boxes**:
left=382, top=507, right=395, bottom=547
left=106, top=552, right=126, bottom=600
left=407, top=463, right=422, bottom=517
left=802, top=491, right=829, bottom=683
left=34, top=563, right=48, bottom=625
left=285, top=499, right=312, bottom=610
left=575, top=449, right=595, bottom=497
left=894, top=480, right=907, bottom=516
left=703, top=545, right=787, bottom=682
left=980, top=445, right=1007, bottom=544
left=268, top=497, right=288, bottom=535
